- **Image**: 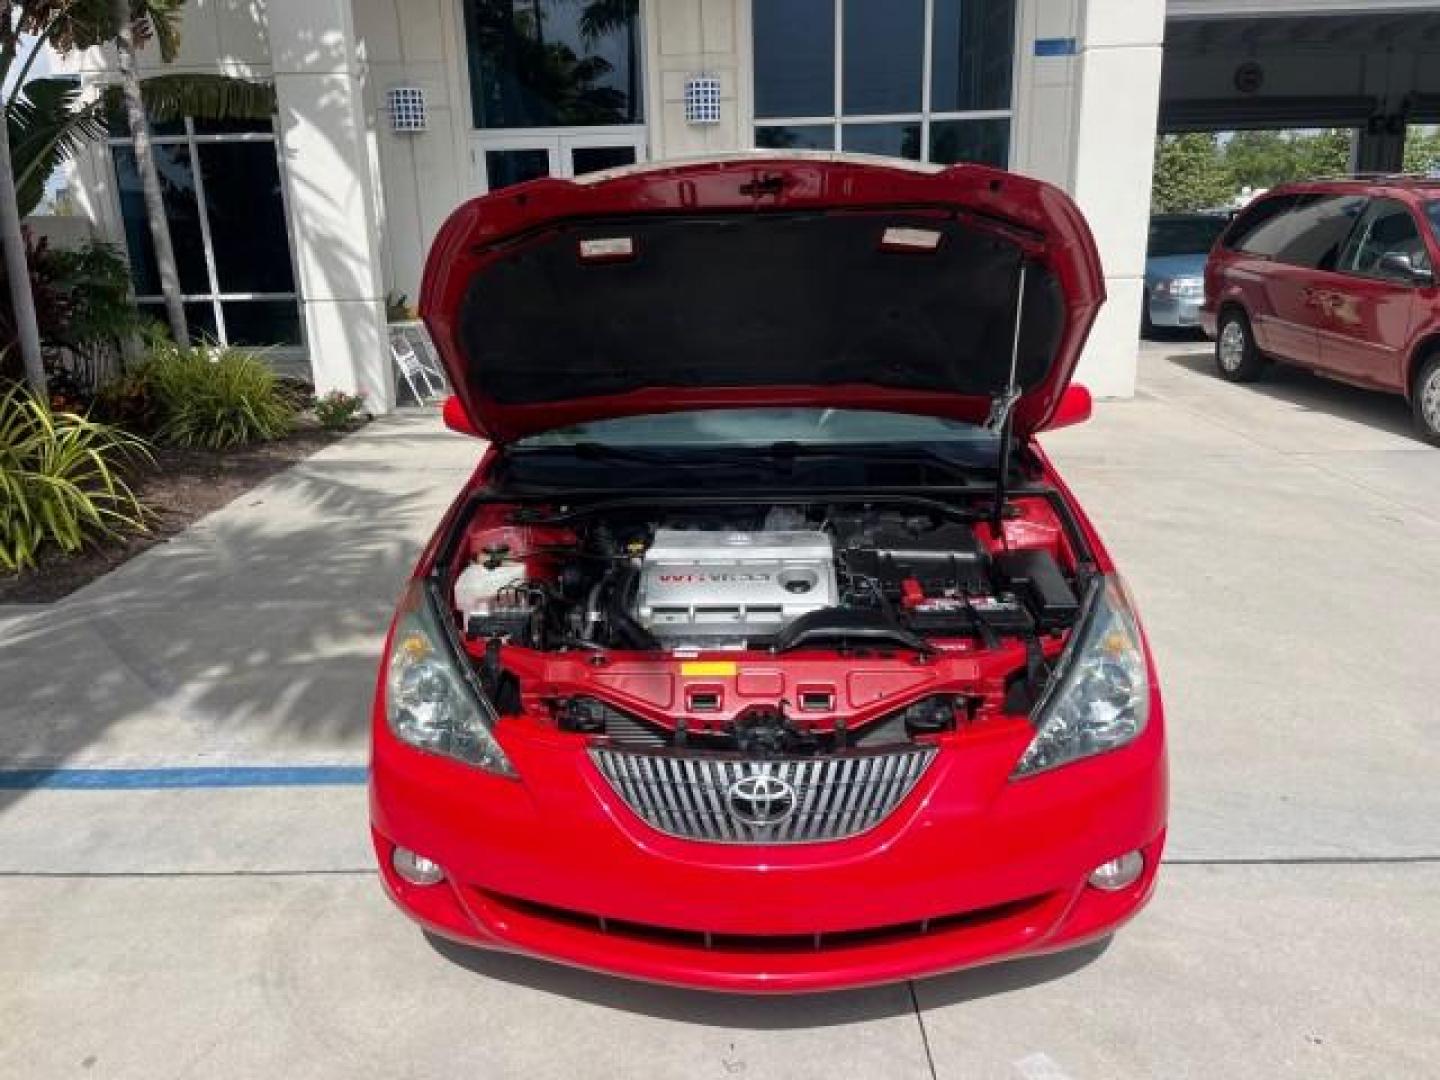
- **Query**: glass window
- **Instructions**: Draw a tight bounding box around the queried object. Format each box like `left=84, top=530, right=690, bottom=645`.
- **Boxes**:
left=1269, top=195, right=1367, bottom=268
left=105, top=112, right=185, bottom=139
left=570, top=144, right=636, bottom=176
left=756, top=125, right=835, bottom=151
left=1227, top=195, right=1297, bottom=255
left=192, top=117, right=274, bottom=136
left=485, top=148, right=550, bottom=190
left=1232, top=194, right=1368, bottom=269
left=842, top=0, right=924, bottom=116
left=223, top=300, right=303, bottom=346
left=196, top=143, right=296, bottom=293
left=516, top=408, right=999, bottom=454
left=928, top=117, right=1009, bottom=166
left=931, top=0, right=1015, bottom=112
left=1147, top=214, right=1230, bottom=258
left=112, top=145, right=209, bottom=295
left=754, top=0, right=835, bottom=119
left=112, top=120, right=302, bottom=349
left=842, top=122, right=921, bottom=160
left=754, top=0, right=1014, bottom=166
left=138, top=301, right=219, bottom=345
left=462, top=0, right=642, bottom=129
left=1340, top=198, right=1431, bottom=280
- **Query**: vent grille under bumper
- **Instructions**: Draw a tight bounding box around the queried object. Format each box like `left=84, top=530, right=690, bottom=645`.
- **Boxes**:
left=478, top=887, right=1053, bottom=956
left=589, top=745, right=937, bottom=844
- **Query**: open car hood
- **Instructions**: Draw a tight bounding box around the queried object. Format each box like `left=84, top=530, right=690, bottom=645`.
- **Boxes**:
left=420, top=154, right=1105, bottom=444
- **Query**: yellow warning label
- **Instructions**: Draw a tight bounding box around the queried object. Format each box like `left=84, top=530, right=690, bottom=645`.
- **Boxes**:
left=680, top=661, right=738, bottom=677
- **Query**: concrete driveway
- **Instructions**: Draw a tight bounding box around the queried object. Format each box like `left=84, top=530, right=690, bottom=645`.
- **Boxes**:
left=2, top=339, right=1436, bottom=1079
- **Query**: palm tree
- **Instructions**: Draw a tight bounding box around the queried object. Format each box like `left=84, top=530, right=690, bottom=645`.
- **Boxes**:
left=111, top=0, right=188, bottom=343
left=1, top=2, right=274, bottom=394
left=0, top=6, right=60, bottom=395
left=107, top=3, right=276, bottom=347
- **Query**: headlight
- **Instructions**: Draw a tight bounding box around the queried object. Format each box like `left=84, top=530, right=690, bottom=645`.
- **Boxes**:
left=1013, top=576, right=1150, bottom=777
left=385, top=581, right=516, bottom=776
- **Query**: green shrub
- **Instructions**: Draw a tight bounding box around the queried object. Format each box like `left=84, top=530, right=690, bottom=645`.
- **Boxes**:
left=92, top=368, right=164, bottom=435
left=142, top=344, right=296, bottom=449
left=1, top=235, right=155, bottom=397
left=0, top=384, right=151, bottom=573
left=313, top=389, right=368, bottom=431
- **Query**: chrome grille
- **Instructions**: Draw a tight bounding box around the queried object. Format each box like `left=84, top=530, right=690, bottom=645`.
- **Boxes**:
left=589, top=745, right=937, bottom=844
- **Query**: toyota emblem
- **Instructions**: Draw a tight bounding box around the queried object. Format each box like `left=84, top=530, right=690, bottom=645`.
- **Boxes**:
left=726, top=771, right=797, bottom=827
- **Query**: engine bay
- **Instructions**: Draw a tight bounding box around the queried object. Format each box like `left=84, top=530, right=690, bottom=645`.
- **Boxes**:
left=445, top=495, right=1091, bottom=754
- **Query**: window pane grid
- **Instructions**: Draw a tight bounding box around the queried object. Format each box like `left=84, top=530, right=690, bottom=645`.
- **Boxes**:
left=111, top=117, right=301, bottom=348
left=753, top=0, right=1013, bottom=168
left=134, top=293, right=298, bottom=302
left=757, top=110, right=1010, bottom=125
left=106, top=136, right=277, bottom=146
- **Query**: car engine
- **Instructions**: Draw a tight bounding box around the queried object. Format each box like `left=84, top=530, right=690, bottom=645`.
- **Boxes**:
left=451, top=500, right=1083, bottom=654
left=635, top=529, right=838, bottom=646
left=445, top=497, right=1090, bottom=751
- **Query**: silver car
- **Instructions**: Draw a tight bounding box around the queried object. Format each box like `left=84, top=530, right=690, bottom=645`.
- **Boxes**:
left=1144, top=213, right=1229, bottom=333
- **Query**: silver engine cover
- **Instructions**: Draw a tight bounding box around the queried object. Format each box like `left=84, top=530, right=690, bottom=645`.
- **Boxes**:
left=636, top=529, right=837, bottom=645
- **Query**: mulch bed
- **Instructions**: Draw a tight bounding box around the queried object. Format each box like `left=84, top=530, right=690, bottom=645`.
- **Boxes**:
left=0, top=423, right=345, bottom=605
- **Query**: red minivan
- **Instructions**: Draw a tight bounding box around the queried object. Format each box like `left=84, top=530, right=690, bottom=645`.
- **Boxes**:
left=370, top=155, right=1167, bottom=992
left=1200, top=177, right=1440, bottom=443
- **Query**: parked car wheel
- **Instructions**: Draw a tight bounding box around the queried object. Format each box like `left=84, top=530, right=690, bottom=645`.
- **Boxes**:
left=1412, top=353, right=1440, bottom=445
left=1215, top=309, right=1264, bottom=382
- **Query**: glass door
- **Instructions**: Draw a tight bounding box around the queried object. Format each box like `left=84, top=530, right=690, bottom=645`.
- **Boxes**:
left=562, top=130, right=645, bottom=178
left=476, top=132, right=559, bottom=192
left=472, top=128, right=646, bottom=193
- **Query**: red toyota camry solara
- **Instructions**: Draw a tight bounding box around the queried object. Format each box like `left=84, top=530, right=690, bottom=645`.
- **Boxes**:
left=370, top=154, right=1168, bottom=993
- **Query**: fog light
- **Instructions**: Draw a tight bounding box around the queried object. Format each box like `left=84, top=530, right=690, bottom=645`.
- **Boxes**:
left=1088, top=851, right=1144, bottom=892
left=392, top=846, right=444, bottom=886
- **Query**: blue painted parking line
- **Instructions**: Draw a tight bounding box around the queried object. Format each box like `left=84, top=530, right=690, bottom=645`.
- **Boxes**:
left=0, top=766, right=369, bottom=790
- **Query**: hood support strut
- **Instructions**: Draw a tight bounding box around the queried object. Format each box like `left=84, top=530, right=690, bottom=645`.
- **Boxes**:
left=988, top=260, right=1028, bottom=539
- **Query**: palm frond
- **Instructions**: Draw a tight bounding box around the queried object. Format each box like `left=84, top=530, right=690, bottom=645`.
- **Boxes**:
left=33, top=0, right=187, bottom=64
left=6, top=78, right=109, bottom=217
left=131, top=0, right=186, bottom=64
left=100, top=73, right=277, bottom=125
left=576, top=0, right=639, bottom=45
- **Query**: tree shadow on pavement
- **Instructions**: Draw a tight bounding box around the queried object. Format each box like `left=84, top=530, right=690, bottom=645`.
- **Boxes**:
left=424, top=931, right=1110, bottom=1026
left=0, top=419, right=475, bottom=815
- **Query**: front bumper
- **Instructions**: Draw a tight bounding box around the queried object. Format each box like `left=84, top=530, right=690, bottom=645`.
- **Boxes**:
left=1147, top=292, right=1204, bottom=328
left=371, top=710, right=1168, bottom=993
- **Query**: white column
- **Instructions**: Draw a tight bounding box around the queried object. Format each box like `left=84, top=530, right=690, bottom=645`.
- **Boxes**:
left=1067, top=0, right=1165, bottom=399
left=268, top=0, right=395, bottom=411
left=1008, top=0, right=1083, bottom=189
left=647, top=0, right=748, bottom=160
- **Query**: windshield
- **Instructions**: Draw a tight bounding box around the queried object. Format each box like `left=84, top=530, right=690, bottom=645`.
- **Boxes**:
left=516, top=408, right=999, bottom=452
left=1426, top=201, right=1440, bottom=243
left=1148, top=215, right=1228, bottom=258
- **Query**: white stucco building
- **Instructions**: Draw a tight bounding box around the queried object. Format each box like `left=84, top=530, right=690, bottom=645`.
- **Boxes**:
left=56, top=0, right=1440, bottom=410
